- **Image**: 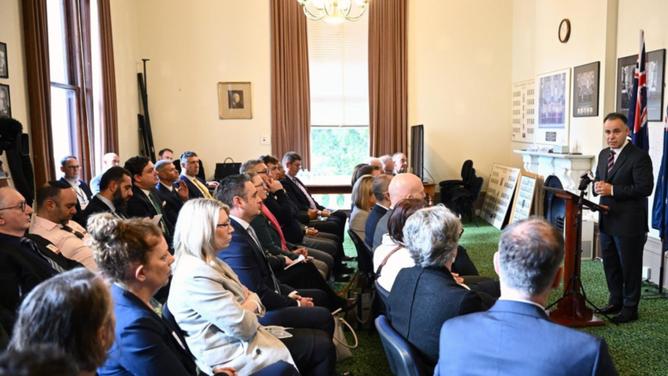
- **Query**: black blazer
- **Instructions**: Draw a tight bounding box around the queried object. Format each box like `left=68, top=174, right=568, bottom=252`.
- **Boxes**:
left=365, top=204, right=388, bottom=248
left=126, top=186, right=173, bottom=246
left=280, top=176, right=324, bottom=212
left=59, top=177, right=93, bottom=226
left=0, top=234, right=58, bottom=336
left=155, top=182, right=184, bottom=231
left=388, top=265, right=489, bottom=367
left=594, top=143, right=654, bottom=236
left=250, top=213, right=296, bottom=260
left=264, top=190, right=305, bottom=244
left=218, top=219, right=297, bottom=310
left=81, top=195, right=126, bottom=226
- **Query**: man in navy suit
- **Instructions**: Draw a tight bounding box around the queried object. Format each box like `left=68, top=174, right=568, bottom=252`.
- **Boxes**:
left=58, top=156, right=93, bottom=226
left=436, top=218, right=618, bottom=375
left=179, top=151, right=216, bottom=200
left=215, top=174, right=334, bottom=336
left=364, top=174, right=392, bottom=248
left=155, top=159, right=189, bottom=231
left=594, top=112, right=653, bottom=324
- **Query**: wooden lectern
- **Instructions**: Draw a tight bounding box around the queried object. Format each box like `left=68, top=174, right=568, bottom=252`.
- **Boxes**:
left=543, top=187, right=607, bottom=327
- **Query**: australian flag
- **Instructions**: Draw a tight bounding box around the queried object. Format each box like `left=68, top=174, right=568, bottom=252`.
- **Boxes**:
left=627, top=30, right=649, bottom=151
left=653, top=107, right=668, bottom=237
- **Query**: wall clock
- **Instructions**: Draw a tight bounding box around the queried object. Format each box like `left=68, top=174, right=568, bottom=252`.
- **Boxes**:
left=559, top=19, right=571, bottom=43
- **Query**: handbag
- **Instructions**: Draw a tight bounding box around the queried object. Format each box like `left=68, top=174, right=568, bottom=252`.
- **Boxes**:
left=214, top=157, right=242, bottom=181
left=332, top=310, right=359, bottom=361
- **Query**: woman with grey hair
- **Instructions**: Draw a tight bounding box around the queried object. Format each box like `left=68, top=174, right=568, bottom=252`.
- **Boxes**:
left=387, top=205, right=491, bottom=369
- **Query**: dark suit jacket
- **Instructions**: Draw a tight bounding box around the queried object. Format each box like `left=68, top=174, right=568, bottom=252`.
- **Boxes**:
left=280, top=176, right=324, bottom=212
left=594, top=143, right=653, bottom=236
left=265, top=190, right=306, bottom=244
left=0, top=233, right=57, bottom=336
left=99, top=284, right=197, bottom=375
left=179, top=175, right=207, bottom=200
left=59, top=177, right=93, bottom=226
left=218, top=219, right=297, bottom=310
left=436, top=300, right=618, bottom=376
left=372, top=209, right=392, bottom=250
left=251, top=213, right=297, bottom=260
left=155, top=182, right=184, bottom=231
left=388, top=265, right=488, bottom=367
left=81, top=195, right=127, bottom=226
left=365, top=204, right=388, bottom=248
left=126, top=186, right=173, bottom=247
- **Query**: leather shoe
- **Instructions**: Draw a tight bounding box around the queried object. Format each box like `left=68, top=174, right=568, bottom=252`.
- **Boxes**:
left=610, top=309, right=638, bottom=324
left=597, top=304, right=622, bottom=315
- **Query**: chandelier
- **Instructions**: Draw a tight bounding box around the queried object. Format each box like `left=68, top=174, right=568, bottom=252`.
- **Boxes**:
left=297, top=0, right=369, bottom=24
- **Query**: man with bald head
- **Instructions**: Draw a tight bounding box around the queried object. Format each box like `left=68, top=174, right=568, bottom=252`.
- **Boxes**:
left=372, top=173, right=425, bottom=249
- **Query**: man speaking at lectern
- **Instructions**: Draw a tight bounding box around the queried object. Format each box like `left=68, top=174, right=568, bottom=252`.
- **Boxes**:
left=594, top=112, right=653, bottom=324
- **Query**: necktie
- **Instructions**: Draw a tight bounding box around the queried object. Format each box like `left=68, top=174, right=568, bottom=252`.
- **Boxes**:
left=607, top=150, right=616, bottom=176
left=261, top=205, right=288, bottom=251
left=246, top=226, right=282, bottom=294
left=192, top=178, right=213, bottom=199
left=20, top=237, right=65, bottom=273
left=61, top=224, right=85, bottom=239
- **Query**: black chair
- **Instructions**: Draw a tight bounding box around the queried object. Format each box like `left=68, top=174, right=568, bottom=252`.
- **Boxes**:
left=449, top=175, right=484, bottom=224
left=348, top=229, right=374, bottom=277
left=439, top=159, right=474, bottom=205
left=375, top=315, right=426, bottom=376
left=375, top=280, right=390, bottom=313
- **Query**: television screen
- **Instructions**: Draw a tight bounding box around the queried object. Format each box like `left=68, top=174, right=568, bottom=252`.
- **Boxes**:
left=410, top=124, right=424, bottom=181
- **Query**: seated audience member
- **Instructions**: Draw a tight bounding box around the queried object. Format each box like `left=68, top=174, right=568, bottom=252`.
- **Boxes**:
left=179, top=151, right=217, bottom=199
left=373, top=198, right=427, bottom=294
left=280, top=151, right=346, bottom=241
left=124, top=156, right=173, bottom=246
left=0, top=344, right=78, bottom=376
left=158, top=148, right=174, bottom=161
left=90, top=153, right=121, bottom=194
left=59, top=156, right=93, bottom=225
left=247, top=159, right=334, bottom=277
left=29, top=181, right=96, bottom=271
left=379, top=154, right=395, bottom=175
left=392, top=152, right=408, bottom=174
left=0, top=187, right=59, bottom=337
left=214, top=175, right=335, bottom=334
left=82, top=166, right=134, bottom=224
left=388, top=205, right=491, bottom=368
left=246, top=172, right=346, bottom=310
left=350, top=174, right=376, bottom=243
left=8, top=268, right=115, bottom=376
left=260, top=155, right=345, bottom=275
left=436, top=218, right=618, bottom=376
left=169, top=198, right=332, bottom=375
left=155, top=159, right=189, bottom=231
left=351, top=164, right=381, bottom=186
left=368, top=157, right=383, bottom=170
left=90, top=214, right=197, bottom=375
left=372, top=173, right=479, bottom=277
left=365, top=174, right=392, bottom=248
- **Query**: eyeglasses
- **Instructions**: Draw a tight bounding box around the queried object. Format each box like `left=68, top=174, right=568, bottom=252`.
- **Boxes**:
left=0, top=201, right=27, bottom=212
left=216, top=222, right=230, bottom=228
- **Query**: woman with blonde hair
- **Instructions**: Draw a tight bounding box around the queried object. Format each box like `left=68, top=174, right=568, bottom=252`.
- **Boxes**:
left=169, top=198, right=333, bottom=376
left=349, top=174, right=376, bottom=243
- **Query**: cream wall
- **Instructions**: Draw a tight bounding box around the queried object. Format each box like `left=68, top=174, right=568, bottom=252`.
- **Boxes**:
left=0, top=0, right=30, bottom=132
left=408, top=0, right=516, bottom=184
left=112, top=0, right=272, bottom=176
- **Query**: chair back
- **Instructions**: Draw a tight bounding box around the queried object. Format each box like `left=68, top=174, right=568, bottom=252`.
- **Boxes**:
left=460, top=160, right=474, bottom=181
left=375, top=315, right=425, bottom=376
left=348, top=229, right=374, bottom=275
left=375, top=280, right=391, bottom=311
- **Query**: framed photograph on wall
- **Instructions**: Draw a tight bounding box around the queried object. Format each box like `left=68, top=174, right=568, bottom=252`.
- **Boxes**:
left=0, top=42, right=7, bottom=78
left=535, top=69, right=570, bottom=147
left=573, top=61, right=599, bottom=117
left=0, top=84, right=10, bottom=118
left=617, top=49, right=666, bottom=121
left=217, top=82, right=252, bottom=119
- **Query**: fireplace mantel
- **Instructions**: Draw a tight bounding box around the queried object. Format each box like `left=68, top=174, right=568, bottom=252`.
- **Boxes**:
left=514, top=149, right=595, bottom=192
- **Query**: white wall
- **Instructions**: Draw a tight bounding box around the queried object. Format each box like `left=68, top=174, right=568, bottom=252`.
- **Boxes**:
left=408, top=0, right=516, bottom=184
left=0, top=0, right=30, bottom=132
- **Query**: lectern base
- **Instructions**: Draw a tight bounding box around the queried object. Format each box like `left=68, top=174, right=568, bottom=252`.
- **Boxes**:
left=549, top=296, right=606, bottom=327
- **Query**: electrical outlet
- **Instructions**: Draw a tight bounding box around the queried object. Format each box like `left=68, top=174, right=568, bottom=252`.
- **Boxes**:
left=260, top=136, right=270, bottom=145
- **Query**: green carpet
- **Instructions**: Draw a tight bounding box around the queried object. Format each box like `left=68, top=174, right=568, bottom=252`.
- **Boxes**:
left=337, top=221, right=668, bottom=375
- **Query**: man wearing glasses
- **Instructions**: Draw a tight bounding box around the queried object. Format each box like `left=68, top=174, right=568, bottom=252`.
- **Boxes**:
left=0, top=187, right=59, bottom=337
left=58, top=156, right=93, bottom=226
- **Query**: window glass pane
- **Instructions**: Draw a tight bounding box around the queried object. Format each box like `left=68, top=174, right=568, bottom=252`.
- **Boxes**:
left=47, top=0, right=70, bottom=84
left=308, top=126, right=369, bottom=178
left=89, top=0, right=104, bottom=174
left=50, top=86, right=79, bottom=166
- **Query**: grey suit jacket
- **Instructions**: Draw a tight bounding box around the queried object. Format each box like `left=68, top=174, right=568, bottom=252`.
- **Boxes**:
left=168, top=254, right=294, bottom=375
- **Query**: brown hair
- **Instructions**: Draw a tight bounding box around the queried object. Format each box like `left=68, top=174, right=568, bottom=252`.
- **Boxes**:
left=387, top=198, right=428, bottom=243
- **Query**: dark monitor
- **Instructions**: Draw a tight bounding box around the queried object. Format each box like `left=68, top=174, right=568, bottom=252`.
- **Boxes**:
left=410, top=124, right=424, bottom=181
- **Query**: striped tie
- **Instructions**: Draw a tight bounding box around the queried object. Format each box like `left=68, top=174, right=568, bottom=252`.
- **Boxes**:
left=607, top=150, right=616, bottom=176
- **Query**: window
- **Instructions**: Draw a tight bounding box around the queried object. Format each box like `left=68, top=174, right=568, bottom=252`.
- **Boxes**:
left=307, top=14, right=369, bottom=182
left=47, top=0, right=105, bottom=177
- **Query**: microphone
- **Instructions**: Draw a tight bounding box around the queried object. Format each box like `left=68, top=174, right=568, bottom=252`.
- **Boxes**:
left=578, top=170, right=595, bottom=191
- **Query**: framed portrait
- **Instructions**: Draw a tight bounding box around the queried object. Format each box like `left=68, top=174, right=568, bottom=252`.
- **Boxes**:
left=0, top=42, right=7, bottom=79
left=572, top=61, right=600, bottom=117
left=617, top=49, right=666, bottom=121
left=0, top=84, right=10, bottom=118
left=535, top=69, right=570, bottom=147
left=217, top=82, right=252, bottom=119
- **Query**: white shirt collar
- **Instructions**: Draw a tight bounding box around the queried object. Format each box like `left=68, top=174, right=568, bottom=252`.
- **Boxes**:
left=498, top=297, right=546, bottom=311
left=230, top=215, right=250, bottom=230
left=159, top=181, right=174, bottom=191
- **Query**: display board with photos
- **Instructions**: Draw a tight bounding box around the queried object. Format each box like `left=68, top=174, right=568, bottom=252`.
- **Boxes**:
left=509, top=171, right=542, bottom=224
left=511, top=79, right=535, bottom=143
left=481, top=164, right=521, bottom=230
left=535, top=69, right=570, bottom=147
left=573, top=62, right=600, bottom=117
left=616, top=49, right=665, bottom=121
